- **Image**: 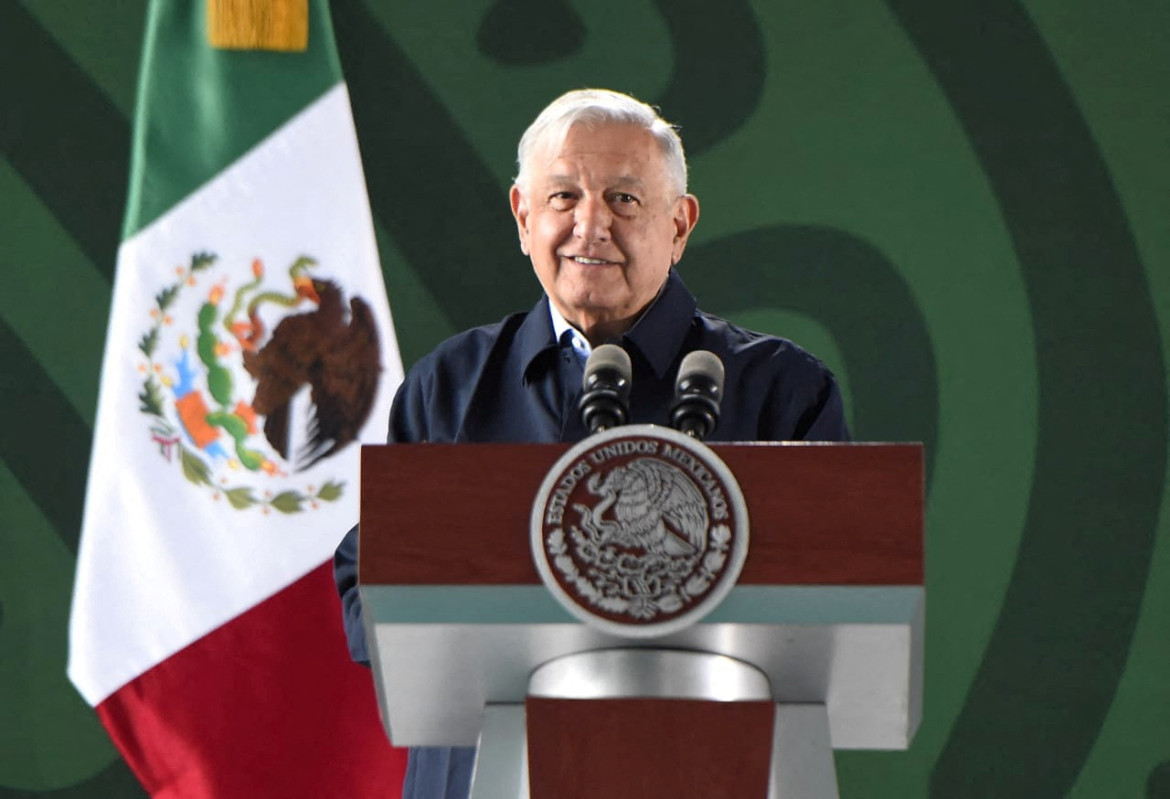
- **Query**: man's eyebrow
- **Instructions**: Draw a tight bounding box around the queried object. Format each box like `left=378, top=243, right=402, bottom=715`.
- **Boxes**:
left=541, top=175, right=648, bottom=190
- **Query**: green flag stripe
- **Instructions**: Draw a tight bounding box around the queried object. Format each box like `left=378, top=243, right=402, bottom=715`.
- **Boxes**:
left=0, top=3, right=130, bottom=283
left=0, top=319, right=92, bottom=556
left=885, top=1, right=1168, bottom=795
left=122, top=0, right=343, bottom=238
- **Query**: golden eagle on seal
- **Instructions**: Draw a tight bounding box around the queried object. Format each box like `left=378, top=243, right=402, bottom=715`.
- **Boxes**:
left=585, top=458, right=708, bottom=556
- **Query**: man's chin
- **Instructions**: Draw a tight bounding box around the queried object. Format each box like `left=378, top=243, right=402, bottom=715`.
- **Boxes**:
left=560, top=300, right=641, bottom=340
left=557, top=281, right=623, bottom=312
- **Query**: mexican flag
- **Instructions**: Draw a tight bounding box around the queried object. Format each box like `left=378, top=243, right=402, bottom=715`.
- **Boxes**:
left=67, top=1, right=408, bottom=795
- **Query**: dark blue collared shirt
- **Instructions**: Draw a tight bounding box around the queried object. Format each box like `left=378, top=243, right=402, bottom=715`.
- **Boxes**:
left=333, top=270, right=848, bottom=798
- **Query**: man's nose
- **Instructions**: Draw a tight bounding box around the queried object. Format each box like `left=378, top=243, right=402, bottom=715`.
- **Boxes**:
left=573, top=195, right=612, bottom=243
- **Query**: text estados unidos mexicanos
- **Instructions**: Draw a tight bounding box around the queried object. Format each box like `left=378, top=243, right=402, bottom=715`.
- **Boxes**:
left=659, top=443, right=729, bottom=521
left=543, top=438, right=729, bottom=526
left=544, top=458, right=592, bottom=526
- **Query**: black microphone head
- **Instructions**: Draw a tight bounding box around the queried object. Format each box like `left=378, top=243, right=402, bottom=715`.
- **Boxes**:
left=676, top=350, right=725, bottom=401
left=579, top=344, right=632, bottom=433
left=671, top=350, right=724, bottom=440
left=582, top=344, right=632, bottom=399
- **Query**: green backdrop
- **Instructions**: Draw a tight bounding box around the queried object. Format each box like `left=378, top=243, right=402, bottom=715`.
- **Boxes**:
left=2, top=1, right=1168, bottom=796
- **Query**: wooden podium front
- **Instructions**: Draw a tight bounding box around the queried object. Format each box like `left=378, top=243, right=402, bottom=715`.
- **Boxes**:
left=360, top=441, right=923, bottom=797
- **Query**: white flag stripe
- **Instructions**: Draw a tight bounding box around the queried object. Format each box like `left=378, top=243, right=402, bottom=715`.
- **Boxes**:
left=69, top=84, right=401, bottom=706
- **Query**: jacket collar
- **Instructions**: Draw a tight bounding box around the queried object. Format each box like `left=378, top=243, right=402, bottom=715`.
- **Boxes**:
left=518, top=269, right=697, bottom=383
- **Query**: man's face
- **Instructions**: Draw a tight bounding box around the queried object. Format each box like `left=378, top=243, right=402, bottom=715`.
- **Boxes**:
left=510, top=123, right=700, bottom=343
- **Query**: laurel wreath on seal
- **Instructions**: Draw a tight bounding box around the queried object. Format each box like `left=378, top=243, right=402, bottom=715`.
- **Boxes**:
left=135, top=251, right=344, bottom=514
left=547, top=520, right=733, bottom=621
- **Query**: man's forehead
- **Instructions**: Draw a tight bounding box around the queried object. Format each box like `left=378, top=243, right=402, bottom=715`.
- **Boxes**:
left=528, top=126, right=666, bottom=186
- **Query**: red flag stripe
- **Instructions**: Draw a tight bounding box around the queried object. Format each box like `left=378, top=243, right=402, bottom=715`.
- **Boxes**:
left=96, top=563, right=406, bottom=798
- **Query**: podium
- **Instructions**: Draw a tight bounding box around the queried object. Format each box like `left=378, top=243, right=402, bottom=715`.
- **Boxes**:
left=360, top=437, right=923, bottom=798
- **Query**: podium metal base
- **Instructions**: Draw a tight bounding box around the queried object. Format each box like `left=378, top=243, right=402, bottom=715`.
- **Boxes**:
left=769, top=703, right=840, bottom=799
left=469, top=649, right=841, bottom=799
left=470, top=705, right=528, bottom=799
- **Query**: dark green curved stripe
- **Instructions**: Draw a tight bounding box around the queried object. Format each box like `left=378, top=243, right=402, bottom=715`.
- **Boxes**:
left=331, top=0, right=536, bottom=330
left=0, top=3, right=128, bottom=283
left=0, top=320, right=90, bottom=556
left=650, top=0, right=766, bottom=158
left=0, top=758, right=146, bottom=799
left=1148, top=762, right=1170, bottom=798
left=683, top=226, right=938, bottom=474
left=884, top=1, right=1168, bottom=795
left=476, top=0, right=586, bottom=66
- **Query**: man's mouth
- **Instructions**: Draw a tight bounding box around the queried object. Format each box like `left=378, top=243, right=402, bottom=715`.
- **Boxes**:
left=566, top=255, right=617, bottom=265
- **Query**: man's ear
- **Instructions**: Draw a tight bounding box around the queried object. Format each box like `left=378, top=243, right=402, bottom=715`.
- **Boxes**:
left=509, top=185, right=530, bottom=256
left=671, top=194, right=701, bottom=264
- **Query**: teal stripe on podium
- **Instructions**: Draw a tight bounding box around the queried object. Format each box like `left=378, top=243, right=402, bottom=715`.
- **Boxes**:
left=361, top=585, right=923, bottom=626
left=711, top=585, right=922, bottom=624
left=362, top=586, right=572, bottom=624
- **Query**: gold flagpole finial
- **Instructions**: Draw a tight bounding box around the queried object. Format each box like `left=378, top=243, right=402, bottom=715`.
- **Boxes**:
left=207, top=0, right=308, bottom=52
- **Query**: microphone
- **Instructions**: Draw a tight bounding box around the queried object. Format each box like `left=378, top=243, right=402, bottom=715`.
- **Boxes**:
left=579, top=344, right=632, bottom=433
left=670, top=350, right=725, bottom=441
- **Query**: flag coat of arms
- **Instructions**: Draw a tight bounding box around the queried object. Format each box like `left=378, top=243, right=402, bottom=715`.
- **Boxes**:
left=67, top=1, right=408, bottom=795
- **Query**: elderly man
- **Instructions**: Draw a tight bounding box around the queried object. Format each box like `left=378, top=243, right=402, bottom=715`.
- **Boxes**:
left=334, top=88, right=848, bottom=798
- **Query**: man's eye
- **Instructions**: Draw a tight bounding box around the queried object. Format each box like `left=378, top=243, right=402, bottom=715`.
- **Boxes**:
left=612, top=193, right=638, bottom=205
left=549, top=192, right=576, bottom=208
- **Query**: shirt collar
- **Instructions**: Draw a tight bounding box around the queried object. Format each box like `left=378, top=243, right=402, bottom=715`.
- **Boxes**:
left=516, top=295, right=560, bottom=385
left=548, top=301, right=592, bottom=363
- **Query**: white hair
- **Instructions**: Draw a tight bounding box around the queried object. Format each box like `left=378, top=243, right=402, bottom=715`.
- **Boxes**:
left=514, top=88, right=688, bottom=197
